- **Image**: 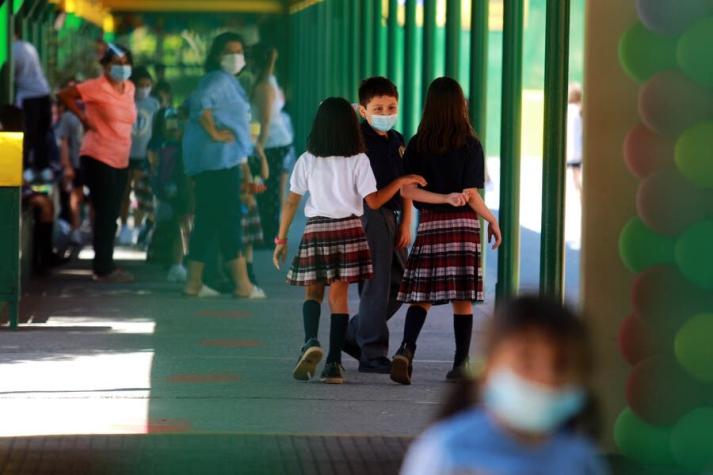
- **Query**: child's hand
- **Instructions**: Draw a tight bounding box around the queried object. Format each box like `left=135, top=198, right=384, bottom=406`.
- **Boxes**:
left=445, top=193, right=467, bottom=207
left=396, top=221, right=411, bottom=249
left=213, top=129, right=236, bottom=143
left=400, top=174, right=427, bottom=187
left=462, top=189, right=477, bottom=202
left=273, top=243, right=288, bottom=270
left=488, top=222, right=503, bottom=249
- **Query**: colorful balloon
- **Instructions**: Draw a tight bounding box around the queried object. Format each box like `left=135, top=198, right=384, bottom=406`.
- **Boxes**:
left=619, top=313, right=662, bottom=366
left=636, top=168, right=707, bottom=236
left=636, top=0, right=711, bottom=36
left=619, top=22, right=679, bottom=84
left=675, top=220, right=713, bottom=288
left=623, top=123, right=675, bottom=179
left=675, top=313, right=713, bottom=383
left=675, top=122, right=713, bottom=189
left=671, top=407, right=713, bottom=471
left=614, top=408, right=675, bottom=466
left=639, top=70, right=713, bottom=137
left=678, top=16, right=713, bottom=87
left=619, top=217, right=675, bottom=273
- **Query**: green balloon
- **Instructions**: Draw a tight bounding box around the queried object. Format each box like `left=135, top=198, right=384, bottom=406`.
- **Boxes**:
left=619, top=217, right=675, bottom=273
left=675, top=123, right=713, bottom=189
left=614, top=408, right=675, bottom=466
left=675, top=314, right=713, bottom=382
left=619, top=22, right=678, bottom=84
left=675, top=220, right=713, bottom=288
left=678, top=17, right=713, bottom=87
left=671, top=407, right=713, bottom=472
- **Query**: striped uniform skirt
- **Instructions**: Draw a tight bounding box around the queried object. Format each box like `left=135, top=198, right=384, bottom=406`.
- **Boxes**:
left=398, top=209, right=483, bottom=304
left=241, top=205, right=264, bottom=246
left=287, top=216, right=374, bottom=286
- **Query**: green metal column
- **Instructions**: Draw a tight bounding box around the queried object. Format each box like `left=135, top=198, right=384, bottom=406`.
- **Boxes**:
left=349, top=0, right=362, bottom=98
left=372, top=0, right=383, bottom=76
left=387, top=0, right=398, bottom=81
left=360, top=0, right=374, bottom=80
left=469, top=0, right=488, bottom=138
left=540, top=0, right=571, bottom=300
left=403, top=0, right=416, bottom=139
left=445, top=0, right=461, bottom=79
left=0, top=0, right=13, bottom=106
left=317, top=1, right=329, bottom=98
left=422, top=0, right=436, bottom=102
left=496, top=0, right=525, bottom=301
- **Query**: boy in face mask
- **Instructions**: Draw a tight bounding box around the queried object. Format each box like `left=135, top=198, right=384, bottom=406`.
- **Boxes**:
left=343, top=77, right=414, bottom=374
left=119, top=66, right=161, bottom=246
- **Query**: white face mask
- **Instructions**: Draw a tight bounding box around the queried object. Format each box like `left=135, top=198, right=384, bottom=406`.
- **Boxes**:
left=136, top=86, right=152, bottom=100
left=221, top=53, right=246, bottom=75
left=482, top=368, right=585, bottom=434
left=369, top=114, right=398, bottom=133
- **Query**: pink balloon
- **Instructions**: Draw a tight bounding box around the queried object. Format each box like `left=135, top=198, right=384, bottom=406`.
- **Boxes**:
left=624, top=123, right=675, bottom=178
left=639, top=70, right=713, bottom=137
left=619, top=313, right=662, bottom=366
left=636, top=167, right=708, bottom=236
left=636, top=0, right=710, bottom=36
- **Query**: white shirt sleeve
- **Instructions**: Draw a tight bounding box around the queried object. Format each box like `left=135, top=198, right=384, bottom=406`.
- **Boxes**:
left=289, top=153, right=309, bottom=195
left=355, top=153, right=378, bottom=198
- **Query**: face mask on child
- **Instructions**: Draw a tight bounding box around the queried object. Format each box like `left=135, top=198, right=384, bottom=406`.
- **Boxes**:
left=370, top=114, right=398, bottom=133
left=221, top=53, right=246, bottom=75
left=136, top=87, right=152, bottom=100
left=483, top=368, right=585, bottom=434
left=109, top=65, right=132, bottom=83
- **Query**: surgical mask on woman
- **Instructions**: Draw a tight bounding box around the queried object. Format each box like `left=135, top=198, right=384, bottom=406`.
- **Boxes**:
left=109, top=65, right=132, bottom=83
left=136, top=86, right=152, bottom=100
left=221, top=53, right=246, bottom=75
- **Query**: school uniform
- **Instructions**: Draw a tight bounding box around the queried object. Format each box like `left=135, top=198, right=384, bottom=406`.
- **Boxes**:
left=346, top=122, right=408, bottom=362
left=287, top=151, right=377, bottom=286
left=398, top=135, right=485, bottom=304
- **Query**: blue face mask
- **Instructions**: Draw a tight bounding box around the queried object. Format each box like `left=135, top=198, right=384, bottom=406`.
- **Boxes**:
left=370, top=114, right=398, bottom=133
left=483, top=369, right=585, bottom=434
left=109, top=65, right=132, bottom=83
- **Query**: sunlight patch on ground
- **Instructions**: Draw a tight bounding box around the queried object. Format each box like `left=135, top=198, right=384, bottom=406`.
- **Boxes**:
left=78, top=247, right=147, bottom=261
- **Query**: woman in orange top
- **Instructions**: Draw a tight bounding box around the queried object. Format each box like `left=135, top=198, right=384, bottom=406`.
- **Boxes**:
left=58, top=44, right=137, bottom=282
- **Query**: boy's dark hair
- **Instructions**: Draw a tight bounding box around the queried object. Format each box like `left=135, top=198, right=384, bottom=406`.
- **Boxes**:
left=100, top=43, right=133, bottom=66
left=131, top=65, right=153, bottom=84
left=436, top=296, right=599, bottom=438
left=153, top=80, right=173, bottom=97
left=307, top=97, right=366, bottom=157
left=205, top=32, right=244, bottom=73
left=415, top=77, right=475, bottom=155
left=359, top=76, right=399, bottom=106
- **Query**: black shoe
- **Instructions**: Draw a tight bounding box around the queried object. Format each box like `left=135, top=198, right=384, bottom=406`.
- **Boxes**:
left=320, top=362, right=345, bottom=384
left=293, top=339, right=324, bottom=381
left=359, top=357, right=392, bottom=374
left=446, top=358, right=471, bottom=382
left=342, top=338, right=362, bottom=361
left=390, top=344, right=415, bottom=385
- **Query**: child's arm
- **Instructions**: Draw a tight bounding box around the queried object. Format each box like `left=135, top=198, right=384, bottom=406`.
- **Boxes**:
left=396, top=198, right=414, bottom=249
left=401, top=183, right=468, bottom=207
left=253, top=83, right=274, bottom=181
left=364, top=175, right=427, bottom=210
left=464, top=188, right=502, bottom=249
left=273, top=191, right=302, bottom=270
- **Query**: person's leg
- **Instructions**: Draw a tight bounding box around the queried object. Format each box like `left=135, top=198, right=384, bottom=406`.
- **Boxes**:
left=391, top=303, right=431, bottom=385
left=69, top=188, right=84, bottom=231
left=257, top=147, right=288, bottom=243
left=119, top=166, right=134, bottom=227
left=84, top=158, right=115, bottom=276
left=293, top=284, right=326, bottom=381
left=326, top=281, right=350, bottom=366
left=450, top=301, right=474, bottom=378
left=105, top=166, right=129, bottom=271
left=185, top=172, right=220, bottom=293
left=34, top=96, right=52, bottom=171
left=29, top=195, right=55, bottom=273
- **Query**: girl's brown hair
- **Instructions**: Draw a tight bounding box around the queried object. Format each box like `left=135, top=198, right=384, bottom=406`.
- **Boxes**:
left=307, top=97, right=366, bottom=158
left=415, top=77, right=476, bottom=155
left=436, top=296, right=600, bottom=438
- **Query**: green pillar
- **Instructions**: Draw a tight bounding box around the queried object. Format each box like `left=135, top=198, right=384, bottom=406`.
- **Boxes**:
left=403, top=0, right=416, bottom=139
left=349, top=0, right=361, bottom=98
left=445, top=0, right=461, bottom=79
left=387, top=0, right=398, bottom=82
left=496, top=0, right=524, bottom=301
left=372, top=0, right=383, bottom=76
left=422, top=0, right=436, bottom=102
left=1, top=0, right=14, bottom=106
left=360, top=0, right=374, bottom=80
left=469, top=0, right=488, bottom=138
left=317, top=1, right=329, bottom=98
left=540, top=0, right=571, bottom=300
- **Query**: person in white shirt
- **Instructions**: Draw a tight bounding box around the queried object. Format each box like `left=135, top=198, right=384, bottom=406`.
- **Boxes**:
left=13, top=28, right=52, bottom=183
left=273, top=97, right=425, bottom=385
left=566, top=84, right=584, bottom=193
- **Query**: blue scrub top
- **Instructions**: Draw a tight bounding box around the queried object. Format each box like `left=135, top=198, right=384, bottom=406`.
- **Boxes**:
left=400, top=408, right=609, bottom=475
left=182, top=70, right=252, bottom=177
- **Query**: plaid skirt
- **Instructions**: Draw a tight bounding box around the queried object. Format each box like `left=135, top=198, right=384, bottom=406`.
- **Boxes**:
left=242, top=205, right=264, bottom=246
left=287, top=216, right=374, bottom=286
left=398, top=209, right=483, bottom=304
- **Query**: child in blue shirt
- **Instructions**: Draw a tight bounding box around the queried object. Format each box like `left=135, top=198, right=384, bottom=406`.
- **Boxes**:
left=400, top=296, right=609, bottom=475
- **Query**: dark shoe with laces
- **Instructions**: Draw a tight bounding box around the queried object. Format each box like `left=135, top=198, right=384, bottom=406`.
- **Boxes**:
left=390, top=344, right=415, bottom=385
left=342, top=338, right=362, bottom=361
left=320, top=361, right=345, bottom=384
left=359, top=356, right=392, bottom=374
left=293, top=339, right=323, bottom=381
left=446, top=358, right=471, bottom=382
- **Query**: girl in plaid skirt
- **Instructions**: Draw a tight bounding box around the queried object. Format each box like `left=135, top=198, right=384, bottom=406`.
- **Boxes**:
left=273, top=97, right=425, bottom=384
left=390, top=77, right=502, bottom=386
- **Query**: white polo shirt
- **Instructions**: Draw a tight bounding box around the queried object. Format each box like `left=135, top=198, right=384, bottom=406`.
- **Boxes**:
left=290, top=151, right=377, bottom=219
left=13, top=40, right=50, bottom=107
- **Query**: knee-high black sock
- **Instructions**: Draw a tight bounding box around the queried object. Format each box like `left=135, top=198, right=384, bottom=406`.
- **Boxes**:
left=453, top=314, right=474, bottom=367
left=246, top=262, right=258, bottom=285
left=327, top=314, right=349, bottom=364
left=401, top=306, right=428, bottom=349
left=303, top=300, right=321, bottom=343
